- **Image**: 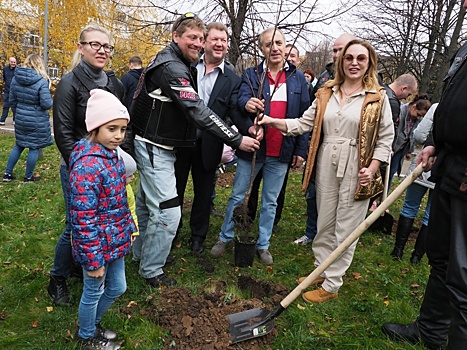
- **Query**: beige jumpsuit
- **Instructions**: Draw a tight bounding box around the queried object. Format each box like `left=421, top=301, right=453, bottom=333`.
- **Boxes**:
left=286, top=86, right=394, bottom=293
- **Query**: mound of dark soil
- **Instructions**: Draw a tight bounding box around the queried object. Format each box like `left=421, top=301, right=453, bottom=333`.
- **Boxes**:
left=129, top=278, right=289, bottom=349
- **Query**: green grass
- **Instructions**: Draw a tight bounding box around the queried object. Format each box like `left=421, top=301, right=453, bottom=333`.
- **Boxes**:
left=0, top=132, right=430, bottom=349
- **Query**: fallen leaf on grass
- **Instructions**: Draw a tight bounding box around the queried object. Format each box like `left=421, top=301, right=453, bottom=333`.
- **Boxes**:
left=383, top=300, right=390, bottom=306
left=352, top=272, right=362, bottom=280
left=34, top=297, right=39, bottom=303
left=126, top=301, right=137, bottom=307
left=266, top=266, right=273, bottom=273
left=410, top=283, right=420, bottom=288
left=297, top=303, right=306, bottom=311
left=29, top=212, right=39, bottom=218
left=46, top=306, right=53, bottom=312
left=31, top=320, right=38, bottom=328
left=401, top=268, right=410, bottom=274
left=67, top=329, right=74, bottom=339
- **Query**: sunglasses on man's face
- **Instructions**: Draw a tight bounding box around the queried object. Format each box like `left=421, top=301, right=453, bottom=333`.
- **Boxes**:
left=343, top=54, right=368, bottom=63
left=173, top=12, right=196, bottom=31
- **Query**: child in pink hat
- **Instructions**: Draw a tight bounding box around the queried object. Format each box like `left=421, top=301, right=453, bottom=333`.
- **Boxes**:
left=70, top=89, right=137, bottom=349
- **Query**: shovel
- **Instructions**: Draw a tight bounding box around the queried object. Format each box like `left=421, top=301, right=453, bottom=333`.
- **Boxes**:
left=227, top=162, right=425, bottom=344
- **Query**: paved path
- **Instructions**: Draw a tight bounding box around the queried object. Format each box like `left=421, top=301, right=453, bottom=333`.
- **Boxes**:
left=0, top=117, right=55, bottom=137
left=0, top=118, right=15, bottom=134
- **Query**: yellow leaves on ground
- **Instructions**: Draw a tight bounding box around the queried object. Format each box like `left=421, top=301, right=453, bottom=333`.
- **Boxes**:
left=127, top=301, right=137, bottom=308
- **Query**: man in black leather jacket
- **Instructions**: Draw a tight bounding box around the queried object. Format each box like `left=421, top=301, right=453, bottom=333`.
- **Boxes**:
left=310, top=33, right=355, bottom=103
left=382, top=2, right=467, bottom=347
left=130, top=13, right=260, bottom=288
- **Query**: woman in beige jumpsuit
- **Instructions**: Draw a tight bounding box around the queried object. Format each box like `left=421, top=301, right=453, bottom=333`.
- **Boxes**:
left=259, top=39, right=394, bottom=303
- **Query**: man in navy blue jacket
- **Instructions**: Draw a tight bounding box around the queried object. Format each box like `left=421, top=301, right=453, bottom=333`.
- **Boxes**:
left=211, top=27, right=310, bottom=264
left=0, top=57, right=17, bottom=125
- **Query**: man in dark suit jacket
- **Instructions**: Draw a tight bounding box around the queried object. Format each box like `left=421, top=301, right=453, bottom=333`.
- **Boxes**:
left=174, top=22, right=261, bottom=254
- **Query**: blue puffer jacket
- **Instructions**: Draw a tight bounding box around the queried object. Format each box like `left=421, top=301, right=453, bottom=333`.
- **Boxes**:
left=9, top=67, right=53, bottom=148
left=70, top=138, right=136, bottom=270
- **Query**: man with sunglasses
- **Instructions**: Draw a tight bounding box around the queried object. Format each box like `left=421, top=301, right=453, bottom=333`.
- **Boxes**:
left=129, top=14, right=260, bottom=287
left=311, top=33, right=355, bottom=103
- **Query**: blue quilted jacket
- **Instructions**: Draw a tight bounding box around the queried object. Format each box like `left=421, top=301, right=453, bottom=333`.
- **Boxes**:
left=70, top=138, right=136, bottom=271
left=9, top=67, right=53, bottom=148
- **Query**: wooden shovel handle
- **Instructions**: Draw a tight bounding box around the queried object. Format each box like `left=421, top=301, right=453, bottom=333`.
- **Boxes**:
left=280, top=162, right=425, bottom=309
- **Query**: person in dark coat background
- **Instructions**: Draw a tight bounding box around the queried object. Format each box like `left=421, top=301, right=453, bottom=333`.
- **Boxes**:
left=2, top=54, right=52, bottom=183
left=382, top=2, right=467, bottom=347
left=120, top=55, right=144, bottom=110
left=0, top=56, right=17, bottom=125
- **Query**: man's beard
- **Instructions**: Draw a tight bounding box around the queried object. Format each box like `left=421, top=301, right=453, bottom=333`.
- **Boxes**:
left=182, top=51, right=200, bottom=64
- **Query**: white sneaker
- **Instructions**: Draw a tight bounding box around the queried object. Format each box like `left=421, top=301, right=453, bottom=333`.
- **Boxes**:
left=293, top=235, right=312, bottom=246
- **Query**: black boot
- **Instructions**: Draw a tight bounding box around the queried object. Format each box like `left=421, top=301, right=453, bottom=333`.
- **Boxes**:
left=382, top=321, right=420, bottom=343
left=382, top=321, right=445, bottom=350
left=390, top=215, right=414, bottom=260
left=411, top=224, right=428, bottom=264
left=47, top=275, right=72, bottom=306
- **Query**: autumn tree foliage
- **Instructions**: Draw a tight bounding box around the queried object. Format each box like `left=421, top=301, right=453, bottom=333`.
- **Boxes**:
left=0, top=1, right=41, bottom=62
left=0, top=0, right=168, bottom=78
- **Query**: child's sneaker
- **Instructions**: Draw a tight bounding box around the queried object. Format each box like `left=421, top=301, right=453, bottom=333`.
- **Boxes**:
left=95, top=323, right=118, bottom=341
left=76, top=335, right=121, bottom=349
left=2, top=173, right=15, bottom=182
left=23, top=176, right=40, bottom=183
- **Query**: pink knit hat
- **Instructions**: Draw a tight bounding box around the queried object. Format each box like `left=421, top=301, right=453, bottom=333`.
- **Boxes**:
left=85, top=89, right=130, bottom=132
